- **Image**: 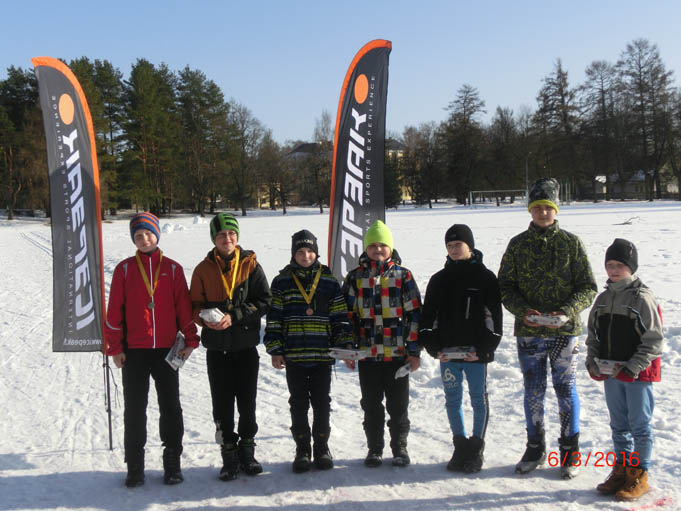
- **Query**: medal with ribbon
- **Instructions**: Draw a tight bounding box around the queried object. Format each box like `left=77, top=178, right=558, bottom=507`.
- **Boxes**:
left=291, top=265, right=322, bottom=316
left=135, top=250, right=163, bottom=309
left=214, top=247, right=240, bottom=310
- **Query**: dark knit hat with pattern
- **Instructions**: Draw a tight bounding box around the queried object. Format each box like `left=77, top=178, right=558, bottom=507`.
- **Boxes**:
left=130, top=212, right=161, bottom=242
left=291, top=229, right=318, bottom=257
left=210, top=212, right=240, bottom=243
left=528, top=177, right=560, bottom=212
left=605, top=238, right=638, bottom=273
left=444, top=224, right=475, bottom=250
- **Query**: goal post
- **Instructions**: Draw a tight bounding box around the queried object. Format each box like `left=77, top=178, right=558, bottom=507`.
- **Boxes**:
left=468, top=189, right=527, bottom=206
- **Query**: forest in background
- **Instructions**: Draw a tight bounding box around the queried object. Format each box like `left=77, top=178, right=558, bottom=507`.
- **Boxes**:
left=2, top=38, right=681, bottom=219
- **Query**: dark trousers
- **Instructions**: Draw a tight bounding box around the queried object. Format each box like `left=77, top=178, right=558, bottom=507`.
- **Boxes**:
left=285, top=363, right=332, bottom=438
left=358, top=359, right=410, bottom=453
left=122, top=348, right=183, bottom=464
left=206, top=347, right=259, bottom=445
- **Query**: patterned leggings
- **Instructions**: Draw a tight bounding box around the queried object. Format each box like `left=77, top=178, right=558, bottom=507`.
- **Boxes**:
left=517, top=336, right=580, bottom=438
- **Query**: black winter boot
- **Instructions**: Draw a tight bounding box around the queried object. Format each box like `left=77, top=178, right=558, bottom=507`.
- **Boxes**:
left=364, top=427, right=384, bottom=468
left=390, top=429, right=410, bottom=467
left=238, top=438, right=263, bottom=476
left=313, top=433, right=333, bottom=470
left=124, top=451, right=145, bottom=488
left=447, top=435, right=468, bottom=472
left=515, top=431, right=547, bottom=474
left=364, top=450, right=383, bottom=467
left=292, top=433, right=312, bottom=473
left=162, top=447, right=184, bottom=485
left=219, top=443, right=239, bottom=481
left=559, top=433, right=580, bottom=480
left=463, top=436, right=485, bottom=473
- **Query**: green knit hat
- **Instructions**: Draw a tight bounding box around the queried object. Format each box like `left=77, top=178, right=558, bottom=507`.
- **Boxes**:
left=210, top=212, right=240, bottom=243
left=363, top=220, right=394, bottom=251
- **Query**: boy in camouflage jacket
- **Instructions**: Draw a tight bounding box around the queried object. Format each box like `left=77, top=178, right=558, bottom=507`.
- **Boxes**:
left=498, top=178, right=597, bottom=479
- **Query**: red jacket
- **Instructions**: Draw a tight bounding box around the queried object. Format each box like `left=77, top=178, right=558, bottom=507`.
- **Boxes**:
left=105, top=249, right=199, bottom=355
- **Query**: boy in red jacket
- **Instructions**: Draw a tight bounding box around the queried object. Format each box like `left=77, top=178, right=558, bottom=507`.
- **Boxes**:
left=105, top=212, right=199, bottom=488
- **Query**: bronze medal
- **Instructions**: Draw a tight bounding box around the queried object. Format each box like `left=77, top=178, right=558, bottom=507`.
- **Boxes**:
left=306, top=307, right=314, bottom=316
left=148, top=301, right=154, bottom=310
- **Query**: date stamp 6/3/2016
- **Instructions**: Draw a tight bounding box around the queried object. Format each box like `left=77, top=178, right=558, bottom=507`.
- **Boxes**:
left=548, top=451, right=639, bottom=467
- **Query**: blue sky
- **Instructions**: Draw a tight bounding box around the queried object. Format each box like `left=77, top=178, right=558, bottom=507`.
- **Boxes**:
left=3, top=0, right=681, bottom=144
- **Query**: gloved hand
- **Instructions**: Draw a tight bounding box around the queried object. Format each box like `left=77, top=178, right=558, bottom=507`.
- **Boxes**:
left=585, top=359, right=607, bottom=381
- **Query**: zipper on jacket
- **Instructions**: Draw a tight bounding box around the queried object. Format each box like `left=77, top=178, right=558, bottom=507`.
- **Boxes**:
left=606, top=292, right=615, bottom=358
left=465, top=297, right=471, bottom=319
left=148, top=256, right=156, bottom=348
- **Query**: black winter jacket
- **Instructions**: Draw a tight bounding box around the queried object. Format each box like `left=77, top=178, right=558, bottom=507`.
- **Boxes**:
left=419, top=250, right=503, bottom=363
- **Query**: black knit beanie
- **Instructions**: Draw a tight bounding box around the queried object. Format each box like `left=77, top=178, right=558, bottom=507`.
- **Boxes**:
left=444, top=224, right=475, bottom=250
left=291, top=229, right=319, bottom=257
left=605, top=238, right=638, bottom=273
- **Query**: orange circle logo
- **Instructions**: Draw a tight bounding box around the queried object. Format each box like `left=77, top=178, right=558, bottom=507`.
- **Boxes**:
left=58, top=94, right=75, bottom=125
left=354, top=74, right=368, bottom=104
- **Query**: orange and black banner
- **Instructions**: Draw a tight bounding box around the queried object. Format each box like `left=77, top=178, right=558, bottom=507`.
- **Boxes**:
left=32, top=57, right=105, bottom=352
left=328, top=40, right=391, bottom=281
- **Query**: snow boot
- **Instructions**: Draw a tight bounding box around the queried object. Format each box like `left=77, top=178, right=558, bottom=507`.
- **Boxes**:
left=364, top=450, right=383, bottom=467
left=238, top=438, right=263, bottom=475
left=313, top=433, right=333, bottom=470
left=515, top=432, right=547, bottom=474
left=615, top=467, right=649, bottom=501
left=558, top=433, right=580, bottom=480
left=364, top=428, right=384, bottom=467
left=219, top=443, right=239, bottom=481
left=292, top=433, right=312, bottom=473
left=447, top=435, right=469, bottom=472
left=162, top=447, right=184, bottom=485
left=390, top=429, right=410, bottom=467
left=124, top=451, right=144, bottom=488
left=125, top=464, right=145, bottom=488
left=596, top=464, right=627, bottom=494
left=463, top=436, right=485, bottom=473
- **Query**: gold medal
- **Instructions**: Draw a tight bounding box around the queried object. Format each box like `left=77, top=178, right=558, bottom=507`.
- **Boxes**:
left=291, top=266, right=322, bottom=314
left=148, top=301, right=154, bottom=310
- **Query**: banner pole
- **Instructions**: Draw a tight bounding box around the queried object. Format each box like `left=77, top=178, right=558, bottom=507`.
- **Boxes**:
left=103, top=352, right=113, bottom=450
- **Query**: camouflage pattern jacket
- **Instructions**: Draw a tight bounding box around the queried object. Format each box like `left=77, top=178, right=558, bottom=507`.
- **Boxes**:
left=498, top=220, right=597, bottom=337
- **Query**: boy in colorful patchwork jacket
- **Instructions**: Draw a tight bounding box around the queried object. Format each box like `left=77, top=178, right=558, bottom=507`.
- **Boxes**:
left=585, top=239, right=664, bottom=502
left=105, top=212, right=200, bottom=488
left=498, top=178, right=597, bottom=479
left=189, top=213, right=272, bottom=482
left=264, top=230, right=351, bottom=473
left=342, top=220, right=422, bottom=468
left=419, top=224, right=503, bottom=474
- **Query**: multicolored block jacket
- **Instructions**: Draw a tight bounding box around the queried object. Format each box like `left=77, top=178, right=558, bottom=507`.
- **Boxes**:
left=342, top=249, right=422, bottom=361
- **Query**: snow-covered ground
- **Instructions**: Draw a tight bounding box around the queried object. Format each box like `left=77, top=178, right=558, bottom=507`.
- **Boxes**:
left=1, top=201, right=680, bottom=511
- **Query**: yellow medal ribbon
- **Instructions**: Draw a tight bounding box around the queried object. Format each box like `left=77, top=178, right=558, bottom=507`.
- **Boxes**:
left=214, top=247, right=240, bottom=302
left=290, top=265, right=322, bottom=305
left=135, top=250, right=163, bottom=306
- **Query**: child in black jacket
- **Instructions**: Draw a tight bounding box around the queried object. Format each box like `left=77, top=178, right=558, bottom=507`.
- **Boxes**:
left=419, top=224, right=503, bottom=473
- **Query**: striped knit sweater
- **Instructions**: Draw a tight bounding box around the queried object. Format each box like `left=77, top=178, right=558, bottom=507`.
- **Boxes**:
left=264, top=261, right=350, bottom=365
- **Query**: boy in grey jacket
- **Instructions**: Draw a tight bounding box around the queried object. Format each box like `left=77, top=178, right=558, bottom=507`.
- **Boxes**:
left=585, top=239, right=664, bottom=502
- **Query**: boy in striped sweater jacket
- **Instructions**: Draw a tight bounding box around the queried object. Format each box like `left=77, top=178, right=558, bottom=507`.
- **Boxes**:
left=265, top=230, right=350, bottom=473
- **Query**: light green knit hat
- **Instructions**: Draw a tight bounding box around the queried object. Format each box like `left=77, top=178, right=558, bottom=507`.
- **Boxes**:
left=363, top=220, right=394, bottom=251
